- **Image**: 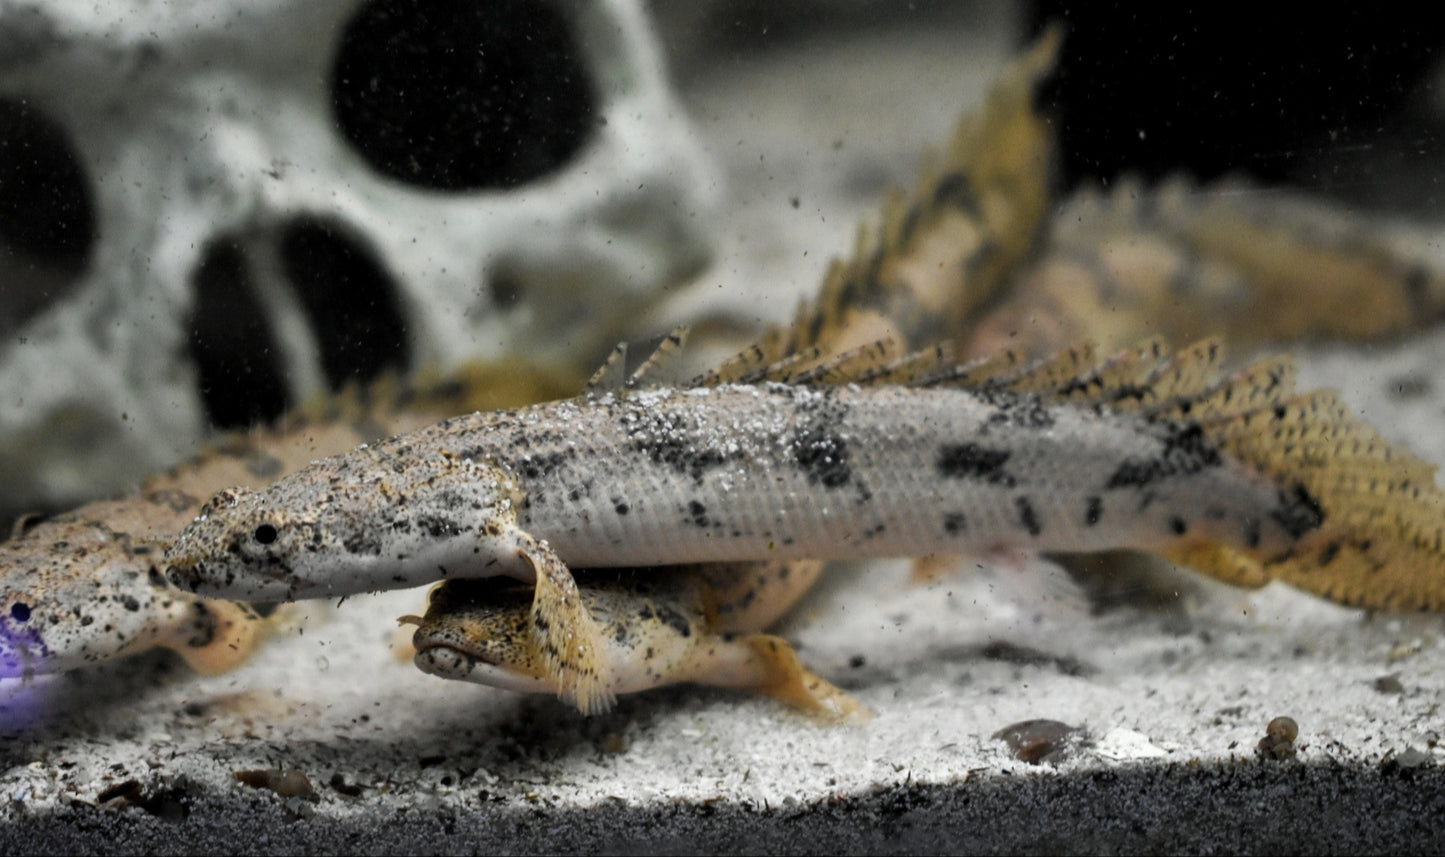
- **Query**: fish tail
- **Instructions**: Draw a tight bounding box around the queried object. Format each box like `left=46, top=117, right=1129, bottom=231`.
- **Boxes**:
left=1146, top=352, right=1445, bottom=610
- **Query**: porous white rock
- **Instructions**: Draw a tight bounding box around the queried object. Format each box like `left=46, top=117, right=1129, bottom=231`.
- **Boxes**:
left=0, top=0, right=717, bottom=514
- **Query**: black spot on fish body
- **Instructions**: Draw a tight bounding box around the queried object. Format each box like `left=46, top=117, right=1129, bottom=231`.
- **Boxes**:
left=943, top=512, right=967, bottom=535
left=1168, top=516, right=1189, bottom=536
left=983, top=394, right=1055, bottom=431
left=343, top=529, right=383, bottom=556
left=1084, top=496, right=1103, bottom=527
left=516, top=450, right=570, bottom=481
left=655, top=605, right=692, bottom=639
left=1016, top=497, right=1042, bottom=537
left=1106, top=422, right=1222, bottom=489
left=851, top=523, right=886, bottom=547
left=636, top=603, right=692, bottom=639
left=628, top=408, right=733, bottom=484
left=936, top=443, right=1015, bottom=486
left=182, top=601, right=219, bottom=648
left=1271, top=484, right=1326, bottom=539
left=415, top=515, right=465, bottom=539
left=735, top=586, right=757, bottom=611
left=688, top=500, right=710, bottom=528
left=793, top=388, right=853, bottom=489
left=614, top=501, right=629, bottom=516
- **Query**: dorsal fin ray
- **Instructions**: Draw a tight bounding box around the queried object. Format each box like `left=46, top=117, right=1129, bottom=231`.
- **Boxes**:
left=1153, top=354, right=1297, bottom=421
left=789, top=339, right=906, bottom=386
left=1127, top=338, right=1226, bottom=412
left=741, top=347, right=825, bottom=384
left=585, top=342, right=629, bottom=393
left=690, top=342, right=776, bottom=388
left=1044, top=338, right=1162, bottom=407
left=913, top=347, right=1030, bottom=389
left=624, top=327, right=691, bottom=389
left=852, top=343, right=956, bottom=386
left=586, top=327, right=691, bottom=393
left=982, top=341, right=1100, bottom=395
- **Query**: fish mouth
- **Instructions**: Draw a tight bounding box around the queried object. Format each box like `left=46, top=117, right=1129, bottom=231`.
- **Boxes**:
left=163, top=560, right=201, bottom=593
left=413, top=645, right=479, bottom=681
left=413, top=641, right=555, bottom=694
left=162, top=555, right=299, bottom=600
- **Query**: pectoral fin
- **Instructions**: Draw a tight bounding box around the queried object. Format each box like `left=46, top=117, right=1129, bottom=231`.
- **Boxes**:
left=513, top=531, right=616, bottom=715
left=740, top=634, right=872, bottom=725
left=160, top=598, right=274, bottom=676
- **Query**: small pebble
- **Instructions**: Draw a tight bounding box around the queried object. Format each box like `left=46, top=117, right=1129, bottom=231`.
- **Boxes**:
left=993, top=719, right=1079, bottom=764
left=235, top=769, right=319, bottom=802
left=1256, top=716, right=1299, bottom=760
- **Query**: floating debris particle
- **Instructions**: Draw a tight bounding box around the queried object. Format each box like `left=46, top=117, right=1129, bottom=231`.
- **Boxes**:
left=1372, top=674, right=1406, bottom=695
left=1386, top=372, right=1432, bottom=400
left=1386, top=639, right=1424, bottom=664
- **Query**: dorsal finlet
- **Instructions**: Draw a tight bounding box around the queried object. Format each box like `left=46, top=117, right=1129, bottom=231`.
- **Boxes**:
left=855, top=343, right=956, bottom=386
left=690, top=342, right=775, bottom=388
left=8, top=512, right=45, bottom=542
left=738, top=347, right=825, bottom=385
left=585, top=342, right=629, bottom=393
left=788, top=339, right=905, bottom=386
left=623, top=326, right=691, bottom=389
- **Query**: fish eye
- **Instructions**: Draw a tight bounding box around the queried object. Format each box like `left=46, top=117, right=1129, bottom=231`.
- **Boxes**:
left=252, top=524, right=279, bottom=545
left=10, top=602, right=31, bottom=623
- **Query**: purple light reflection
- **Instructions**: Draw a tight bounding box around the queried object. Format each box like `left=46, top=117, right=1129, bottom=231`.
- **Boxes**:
left=0, top=673, right=60, bottom=735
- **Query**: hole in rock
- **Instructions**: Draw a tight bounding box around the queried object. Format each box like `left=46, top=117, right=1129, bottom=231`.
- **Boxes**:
left=331, top=0, right=598, bottom=191
left=483, top=264, right=526, bottom=312
left=0, top=98, right=96, bottom=332
left=277, top=216, right=410, bottom=389
left=187, top=241, right=290, bottom=429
